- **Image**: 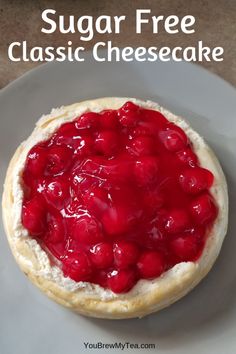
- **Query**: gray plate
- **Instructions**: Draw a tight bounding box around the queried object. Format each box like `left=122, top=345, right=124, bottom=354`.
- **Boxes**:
left=0, top=55, right=236, bottom=354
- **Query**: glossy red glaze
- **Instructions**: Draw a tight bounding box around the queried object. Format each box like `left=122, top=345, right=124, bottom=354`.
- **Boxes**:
left=137, top=251, right=165, bottom=279
left=21, top=102, right=218, bottom=293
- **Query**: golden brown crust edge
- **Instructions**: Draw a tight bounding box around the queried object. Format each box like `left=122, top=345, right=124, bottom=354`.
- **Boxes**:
left=2, top=97, right=228, bottom=319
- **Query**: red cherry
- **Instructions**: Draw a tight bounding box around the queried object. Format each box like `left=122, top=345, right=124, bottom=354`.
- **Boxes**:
left=44, top=177, right=70, bottom=208
left=65, top=197, right=83, bottom=215
left=113, top=241, right=140, bottom=269
left=75, top=112, right=99, bottom=129
left=102, top=200, right=142, bottom=236
left=159, top=123, right=188, bottom=152
left=71, top=215, right=104, bottom=245
left=34, top=178, right=46, bottom=196
left=121, top=101, right=138, bottom=111
left=92, top=270, right=108, bottom=288
left=129, top=136, right=156, bottom=156
left=22, top=196, right=46, bottom=235
left=107, top=268, right=137, bottom=293
left=46, top=242, right=66, bottom=260
left=90, top=242, right=113, bottom=269
left=146, top=221, right=165, bottom=248
left=137, top=110, right=167, bottom=135
left=133, top=126, right=151, bottom=137
left=45, top=212, right=65, bottom=244
left=134, top=156, right=159, bottom=185
left=179, top=167, right=214, bottom=194
left=143, top=109, right=168, bottom=129
left=100, top=110, right=118, bottom=129
left=52, top=122, right=80, bottom=146
left=164, top=209, right=190, bottom=234
left=102, top=205, right=132, bottom=236
left=24, top=145, right=47, bottom=179
left=143, top=189, right=164, bottom=215
left=71, top=173, right=97, bottom=197
left=74, top=136, right=94, bottom=157
left=137, top=251, right=165, bottom=279
left=118, top=101, right=140, bottom=127
left=62, top=251, right=93, bottom=281
left=82, top=187, right=109, bottom=216
left=46, top=146, right=72, bottom=175
left=177, top=147, right=198, bottom=166
left=95, top=131, right=119, bottom=156
left=169, top=235, right=199, bottom=262
left=77, top=157, right=101, bottom=175
left=99, top=157, right=134, bottom=183
left=190, top=193, right=218, bottom=225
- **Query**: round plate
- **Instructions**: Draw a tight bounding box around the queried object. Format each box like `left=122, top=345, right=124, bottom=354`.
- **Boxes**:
left=0, top=55, right=236, bottom=354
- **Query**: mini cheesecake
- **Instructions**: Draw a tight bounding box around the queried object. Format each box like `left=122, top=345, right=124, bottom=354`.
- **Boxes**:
left=2, top=97, right=228, bottom=319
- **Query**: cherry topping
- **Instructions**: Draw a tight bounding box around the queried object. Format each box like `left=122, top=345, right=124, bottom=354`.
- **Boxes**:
left=134, top=156, right=159, bottom=185
left=62, top=251, right=93, bottom=282
left=102, top=204, right=135, bottom=236
left=177, top=147, right=198, bottom=166
left=46, top=146, right=72, bottom=175
left=44, top=177, right=70, bottom=208
left=137, top=251, right=165, bottom=279
left=169, top=235, right=199, bottom=262
left=133, top=126, right=152, bottom=137
left=71, top=215, right=104, bottom=245
left=190, top=193, right=218, bottom=225
left=22, top=196, right=46, bottom=236
left=92, top=270, right=108, bottom=288
left=118, top=101, right=140, bottom=127
left=98, top=158, right=134, bottom=183
left=75, top=112, right=99, bottom=129
left=144, top=194, right=164, bottom=219
left=129, top=136, right=156, bottom=156
left=24, top=145, right=47, bottom=179
left=159, top=123, right=188, bottom=152
left=113, top=241, right=140, bottom=269
left=164, top=209, right=190, bottom=234
left=100, top=110, right=118, bottom=129
left=179, top=167, right=214, bottom=194
left=82, top=187, right=109, bottom=216
left=21, top=101, right=218, bottom=293
left=95, top=131, right=119, bottom=156
left=137, top=110, right=167, bottom=135
left=90, top=242, right=113, bottom=269
left=45, top=212, right=65, bottom=244
left=107, top=269, right=137, bottom=293
left=74, top=136, right=94, bottom=157
left=52, top=122, right=80, bottom=146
